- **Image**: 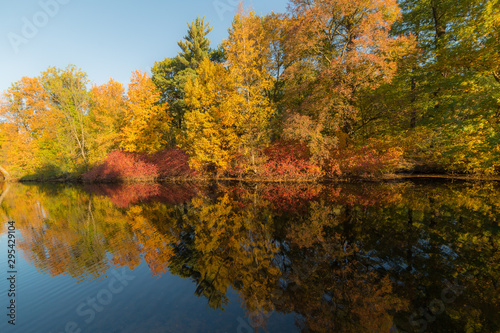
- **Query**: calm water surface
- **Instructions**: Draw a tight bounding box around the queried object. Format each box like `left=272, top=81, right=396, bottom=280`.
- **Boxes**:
left=0, top=181, right=499, bottom=333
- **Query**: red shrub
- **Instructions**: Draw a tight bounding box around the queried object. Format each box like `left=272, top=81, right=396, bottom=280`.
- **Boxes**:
left=148, top=148, right=198, bottom=178
left=83, top=151, right=158, bottom=182
left=83, top=148, right=197, bottom=183
left=261, top=140, right=323, bottom=180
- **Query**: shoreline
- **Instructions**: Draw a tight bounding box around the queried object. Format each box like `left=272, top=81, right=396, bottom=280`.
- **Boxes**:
left=5, top=173, right=500, bottom=184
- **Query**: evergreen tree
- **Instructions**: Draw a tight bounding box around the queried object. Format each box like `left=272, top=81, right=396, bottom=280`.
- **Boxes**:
left=152, top=17, right=218, bottom=133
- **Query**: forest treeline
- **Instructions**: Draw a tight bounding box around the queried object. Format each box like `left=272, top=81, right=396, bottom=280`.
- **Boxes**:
left=0, top=0, right=498, bottom=181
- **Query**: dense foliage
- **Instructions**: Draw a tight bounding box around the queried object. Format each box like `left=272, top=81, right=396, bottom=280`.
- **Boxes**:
left=1, top=0, right=498, bottom=181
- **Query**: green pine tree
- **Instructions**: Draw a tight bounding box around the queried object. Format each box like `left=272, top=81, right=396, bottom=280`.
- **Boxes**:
left=152, top=17, right=224, bottom=136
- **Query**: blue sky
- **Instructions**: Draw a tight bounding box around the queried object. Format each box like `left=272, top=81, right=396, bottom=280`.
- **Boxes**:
left=0, top=0, right=288, bottom=93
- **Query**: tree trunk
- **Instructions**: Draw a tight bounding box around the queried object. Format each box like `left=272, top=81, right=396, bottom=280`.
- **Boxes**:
left=410, top=75, right=417, bottom=129
left=0, top=165, right=10, bottom=180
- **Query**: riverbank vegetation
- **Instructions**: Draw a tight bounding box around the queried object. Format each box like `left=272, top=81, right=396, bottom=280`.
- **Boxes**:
left=1, top=0, right=498, bottom=182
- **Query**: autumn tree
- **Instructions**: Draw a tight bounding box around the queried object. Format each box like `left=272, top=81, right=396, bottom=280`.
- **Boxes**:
left=179, top=10, right=277, bottom=175
left=179, top=58, right=241, bottom=175
left=261, top=13, right=289, bottom=113
left=0, top=76, right=60, bottom=176
left=120, top=70, right=170, bottom=153
left=41, top=65, right=92, bottom=171
left=283, top=0, right=414, bottom=162
left=224, top=9, right=276, bottom=173
left=387, top=0, right=500, bottom=173
left=88, top=79, right=127, bottom=164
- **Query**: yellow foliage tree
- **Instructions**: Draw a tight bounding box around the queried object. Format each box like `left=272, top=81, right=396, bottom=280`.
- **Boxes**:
left=88, top=79, right=127, bottom=164
left=179, top=59, right=242, bottom=175
left=180, top=10, right=276, bottom=176
left=225, top=9, right=276, bottom=173
left=120, top=70, right=170, bottom=153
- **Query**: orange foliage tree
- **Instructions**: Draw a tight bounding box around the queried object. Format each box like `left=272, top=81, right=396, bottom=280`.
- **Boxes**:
left=0, top=77, right=57, bottom=177
left=283, top=0, right=414, bottom=161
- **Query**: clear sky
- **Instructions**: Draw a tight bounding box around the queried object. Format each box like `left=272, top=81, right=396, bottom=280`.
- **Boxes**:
left=0, top=0, right=288, bottom=94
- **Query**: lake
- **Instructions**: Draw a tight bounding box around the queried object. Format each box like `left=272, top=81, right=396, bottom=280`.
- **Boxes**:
left=0, top=180, right=499, bottom=333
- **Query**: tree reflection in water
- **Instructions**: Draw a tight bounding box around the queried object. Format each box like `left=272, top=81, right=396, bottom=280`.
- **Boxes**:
left=1, top=181, right=499, bottom=332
